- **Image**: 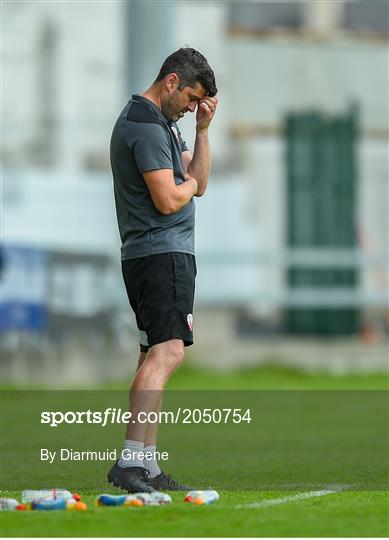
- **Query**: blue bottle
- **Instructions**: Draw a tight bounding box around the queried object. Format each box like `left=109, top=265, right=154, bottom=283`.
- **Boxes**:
left=96, top=494, right=129, bottom=506
left=31, top=499, right=67, bottom=511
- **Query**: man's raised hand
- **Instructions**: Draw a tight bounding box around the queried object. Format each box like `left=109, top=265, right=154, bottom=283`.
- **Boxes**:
left=196, top=96, right=218, bottom=132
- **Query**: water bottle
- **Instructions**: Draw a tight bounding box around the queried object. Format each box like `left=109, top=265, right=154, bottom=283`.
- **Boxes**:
left=184, top=490, right=219, bottom=505
left=31, top=499, right=68, bottom=511
left=0, top=498, right=20, bottom=511
left=136, top=492, right=172, bottom=505
left=21, top=489, right=75, bottom=503
left=30, top=498, right=86, bottom=511
left=96, top=494, right=143, bottom=507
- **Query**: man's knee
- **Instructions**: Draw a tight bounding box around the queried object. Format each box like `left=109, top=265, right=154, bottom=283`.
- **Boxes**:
left=165, top=339, right=185, bottom=368
left=149, top=339, right=185, bottom=372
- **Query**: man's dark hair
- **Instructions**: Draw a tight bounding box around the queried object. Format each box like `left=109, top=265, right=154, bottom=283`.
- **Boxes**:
left=154, top=47, right=217, bottom=97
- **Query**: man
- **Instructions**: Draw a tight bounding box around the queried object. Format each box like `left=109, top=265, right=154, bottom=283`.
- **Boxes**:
left=108, top=48, right=218, bottom=493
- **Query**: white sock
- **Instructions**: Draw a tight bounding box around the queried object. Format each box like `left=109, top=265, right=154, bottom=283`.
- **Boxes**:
left=143, top=444, right=161, bottom=479
left=118, top=439, right=144, bottom=468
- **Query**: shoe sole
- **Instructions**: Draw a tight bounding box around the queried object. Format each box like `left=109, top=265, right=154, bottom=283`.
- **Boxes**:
left=107, top=470, right=155, bottom=493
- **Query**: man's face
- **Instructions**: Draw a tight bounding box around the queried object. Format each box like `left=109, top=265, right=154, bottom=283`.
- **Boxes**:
left=161, top=81, right=207, bottom=122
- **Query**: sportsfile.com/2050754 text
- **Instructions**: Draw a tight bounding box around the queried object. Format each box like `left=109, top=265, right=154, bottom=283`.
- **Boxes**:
left=40, top=408, right=252, bottom=427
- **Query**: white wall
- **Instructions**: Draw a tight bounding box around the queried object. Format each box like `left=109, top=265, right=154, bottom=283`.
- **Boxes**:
left=2, top=170, right=120, bottom=255
left=3, top=1, right=125, bottom=169
left=358, top=139, right=389, bottom=299
left=173, top=1, right=230, bottom=163
left=226, top=36, right=388, bottom=131
left=4, top=2, right=388, bottom=167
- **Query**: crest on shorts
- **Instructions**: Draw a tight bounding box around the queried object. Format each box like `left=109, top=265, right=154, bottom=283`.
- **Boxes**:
left=187, top=313, right=193, bottom=332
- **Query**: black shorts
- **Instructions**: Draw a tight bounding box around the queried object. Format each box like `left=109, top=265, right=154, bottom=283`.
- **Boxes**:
left=122, top=252, right=196, bottom=352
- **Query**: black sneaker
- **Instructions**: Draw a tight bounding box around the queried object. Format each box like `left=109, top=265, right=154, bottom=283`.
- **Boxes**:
left=107, top=460, right=156, bottom=493
left=147, top=471, right=195, bottom=491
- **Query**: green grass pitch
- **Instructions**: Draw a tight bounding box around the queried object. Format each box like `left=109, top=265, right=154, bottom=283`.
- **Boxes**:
left=1, top=365, right=388, bottom=537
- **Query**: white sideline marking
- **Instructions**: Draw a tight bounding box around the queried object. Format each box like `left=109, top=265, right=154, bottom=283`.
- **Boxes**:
left=234, top=489, right=339, bottom=509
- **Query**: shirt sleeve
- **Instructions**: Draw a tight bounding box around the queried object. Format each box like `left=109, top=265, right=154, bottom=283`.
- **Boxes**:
left=129, top=124, right=173, bottom=174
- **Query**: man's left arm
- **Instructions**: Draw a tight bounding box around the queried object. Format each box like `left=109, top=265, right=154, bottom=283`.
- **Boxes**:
left=182, top=96, right=218, bottom=197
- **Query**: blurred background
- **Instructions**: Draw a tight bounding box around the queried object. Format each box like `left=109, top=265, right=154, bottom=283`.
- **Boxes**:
left=2, top=0, right=388, bottom=385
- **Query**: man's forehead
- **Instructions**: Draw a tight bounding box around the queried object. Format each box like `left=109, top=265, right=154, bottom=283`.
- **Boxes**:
left=186, top=83, right=207, bottom=99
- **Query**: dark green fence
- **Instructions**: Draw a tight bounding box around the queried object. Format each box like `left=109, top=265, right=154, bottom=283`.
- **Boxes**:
left=285, top=108, right=359, bottom=335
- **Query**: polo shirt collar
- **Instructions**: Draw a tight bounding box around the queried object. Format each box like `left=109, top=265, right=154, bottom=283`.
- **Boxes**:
left=132, top=94, right=170, bottom=125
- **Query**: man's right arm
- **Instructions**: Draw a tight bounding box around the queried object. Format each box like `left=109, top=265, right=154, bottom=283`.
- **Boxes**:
left=143, top=169, right=198, bottom=215
left=128, top=123, right=197, bottom=214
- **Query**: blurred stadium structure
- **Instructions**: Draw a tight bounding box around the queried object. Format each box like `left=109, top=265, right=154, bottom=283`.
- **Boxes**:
left=2, top=1, right=388, bottom=383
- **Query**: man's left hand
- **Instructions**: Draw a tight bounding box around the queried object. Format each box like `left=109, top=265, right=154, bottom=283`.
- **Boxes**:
left=196, top=96, right=218, bottom=132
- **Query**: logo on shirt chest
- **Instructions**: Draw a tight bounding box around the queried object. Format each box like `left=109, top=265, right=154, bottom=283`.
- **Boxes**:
left=170, top=126, right=179, bottom=143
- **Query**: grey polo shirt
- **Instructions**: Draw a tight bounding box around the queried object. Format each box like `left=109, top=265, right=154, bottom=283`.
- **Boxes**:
left=110, top=94, right=195, bottom=261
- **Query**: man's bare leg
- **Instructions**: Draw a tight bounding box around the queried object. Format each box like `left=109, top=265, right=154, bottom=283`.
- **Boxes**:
left=133, top=351, right=162, bottom=448
left=124, top=339, right=183, bottom=443
left=133, top=350, right=163, bottom=479
left=108, top=339, right=184, bottom=492
left=136, top=351, right=147, bottom=371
